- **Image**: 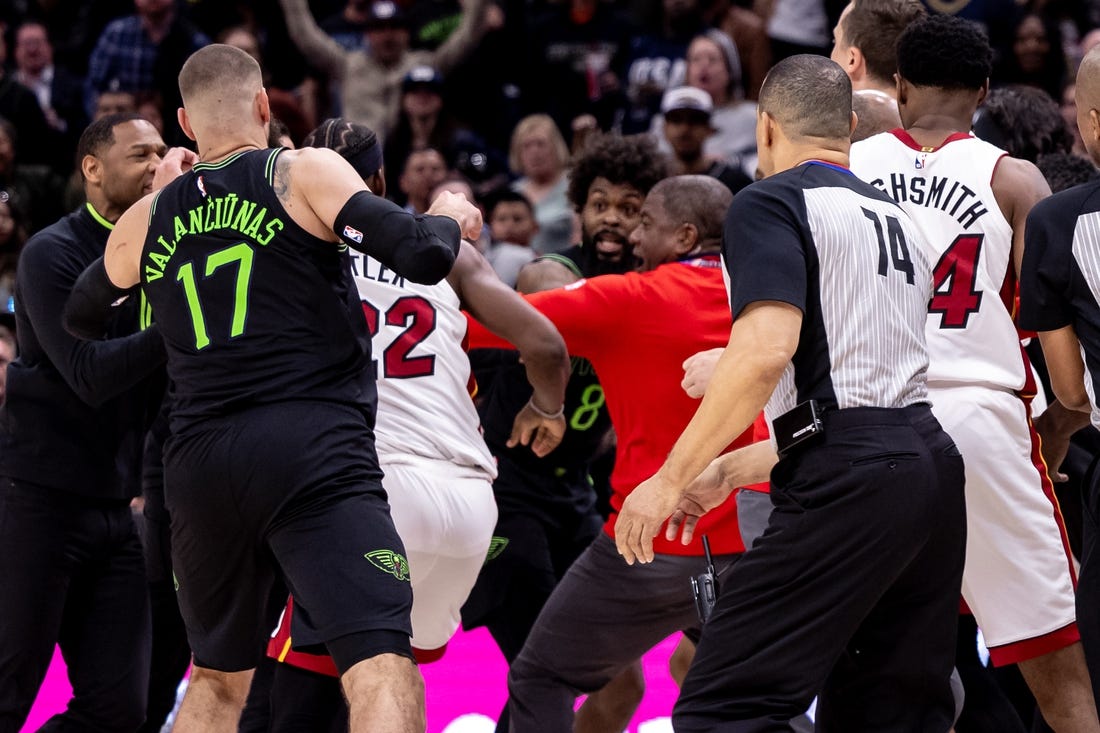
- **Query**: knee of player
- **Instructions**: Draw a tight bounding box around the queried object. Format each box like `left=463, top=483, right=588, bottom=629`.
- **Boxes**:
left=188, top=665, right=254, bottom=709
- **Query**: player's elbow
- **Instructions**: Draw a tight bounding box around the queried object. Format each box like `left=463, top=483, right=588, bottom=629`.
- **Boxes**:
left=397, top=238, right=458, bottom=284
left=1052, top=378, right=1091, bottom=413
left=523, top=329, right=569, bottom=375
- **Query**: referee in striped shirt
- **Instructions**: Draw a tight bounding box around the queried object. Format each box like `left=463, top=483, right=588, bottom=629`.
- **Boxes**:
left=1020, top=43, right=1100, bottom=711
left=616, top=54, right=967, bottom=730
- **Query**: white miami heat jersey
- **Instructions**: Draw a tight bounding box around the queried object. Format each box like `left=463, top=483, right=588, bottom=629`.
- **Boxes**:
left=351, top=253, right=497, bottom=478
left=850, top=130, right=1025, bottom=391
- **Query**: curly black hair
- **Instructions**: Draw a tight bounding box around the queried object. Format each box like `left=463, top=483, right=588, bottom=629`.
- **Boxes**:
left=897, top=14, right=992, bottom=91
left=567, top=133, right=667, bottom=212
left=972, top=85, right=1072, bottom=163
left=1037, top=152, right=1100, bottom=193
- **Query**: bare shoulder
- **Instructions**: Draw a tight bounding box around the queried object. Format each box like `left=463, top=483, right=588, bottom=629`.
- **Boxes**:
left=104, top=191, right=158, bottom=287
left=271, top=147, right=363, bottom=241
left=516, top=258, right=580, bottom=294
left=992, top=156, right=1051, bottom=220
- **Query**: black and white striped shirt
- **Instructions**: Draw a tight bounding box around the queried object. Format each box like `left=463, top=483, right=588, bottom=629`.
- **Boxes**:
left=1020, top=180, right=1100, bottom=429
left=722, top=161, right=932, bottom=426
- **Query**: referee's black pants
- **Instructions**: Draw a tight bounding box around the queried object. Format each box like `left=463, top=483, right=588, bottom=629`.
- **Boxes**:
left=674, top=404, right=966, bottom=732
left=0, top=478, right=151, bottom=733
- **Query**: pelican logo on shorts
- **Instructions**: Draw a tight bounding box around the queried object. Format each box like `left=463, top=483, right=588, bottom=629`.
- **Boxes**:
left=484, top=536, right=510, bottom=565
left=364, top=549, right=411, bottom=581
left=343, top=225, right=364, bottom=244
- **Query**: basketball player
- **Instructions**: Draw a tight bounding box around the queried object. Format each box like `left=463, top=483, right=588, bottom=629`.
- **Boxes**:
left=245, top=118, right=571, bottom=732
left=63, top=45, right=482, bottom=732
left=849, top=15, right=1098, bottom=731
left=830, top=0, right=924, bottom=137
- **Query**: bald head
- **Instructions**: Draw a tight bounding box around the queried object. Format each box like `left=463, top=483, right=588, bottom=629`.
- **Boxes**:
left=759, top=55, right=852, bottom=141
left=651, top=175, right=733, bottom=245
left=179, top=44, right=263, bottom=115
left=852, top=89, right=901, bottom=142
left=1077, top=47, right=1100, bottom=164
left=1079, top=46, right=1100, bottom=118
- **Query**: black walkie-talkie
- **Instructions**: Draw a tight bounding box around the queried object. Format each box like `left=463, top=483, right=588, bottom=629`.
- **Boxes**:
left=690, top=535, right=719, bottom=624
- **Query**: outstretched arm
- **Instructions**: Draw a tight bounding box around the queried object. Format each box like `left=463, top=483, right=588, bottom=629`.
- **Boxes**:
left=666, top=440, right=778, bottom=545
left=278, top=0, right=349, bottom=79
left=450, top=242, right=570, bottom=455
left=284, top=147, right=481, bottom=284
left=429, top=0, right=492, bottom=75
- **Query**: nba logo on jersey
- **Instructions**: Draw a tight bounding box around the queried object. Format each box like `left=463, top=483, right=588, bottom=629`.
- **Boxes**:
left=343, top=225, right=364, bottom=244
left=196, top=175, right=207, bottom=197
left=915, top=153, right=927, bottom=170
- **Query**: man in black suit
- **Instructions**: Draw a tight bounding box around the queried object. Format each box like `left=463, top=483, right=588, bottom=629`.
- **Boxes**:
left=14, top=21, right=88, bottom=175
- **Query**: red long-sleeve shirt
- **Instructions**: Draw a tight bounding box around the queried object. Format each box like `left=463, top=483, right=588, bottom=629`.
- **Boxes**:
left=467, top=255, right=757, bottom=556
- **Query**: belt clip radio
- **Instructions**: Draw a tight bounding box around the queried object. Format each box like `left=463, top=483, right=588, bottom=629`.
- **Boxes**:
left=773, top=400, right=825, bottom=456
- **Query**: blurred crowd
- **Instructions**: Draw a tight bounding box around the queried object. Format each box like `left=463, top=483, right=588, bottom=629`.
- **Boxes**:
left=0, top=0, right=1093, bottom=318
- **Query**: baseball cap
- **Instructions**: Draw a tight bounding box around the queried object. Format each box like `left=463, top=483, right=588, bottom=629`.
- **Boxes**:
left=365, top=0, right=409, bottom=29
left=661, top=86, right=714, bottom=117
left=402, top=65, right=444, bottom=93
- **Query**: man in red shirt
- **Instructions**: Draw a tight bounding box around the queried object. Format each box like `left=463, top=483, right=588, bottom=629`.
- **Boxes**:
left=466, top=174, right=756, bottom=731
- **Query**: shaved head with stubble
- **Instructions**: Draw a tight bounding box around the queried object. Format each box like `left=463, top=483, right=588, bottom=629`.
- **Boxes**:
left=1076, top=46, right=1100, bottom=165
left=177, top=43, right=269, bottom=157
left=756, top=55, right=857, bottom=176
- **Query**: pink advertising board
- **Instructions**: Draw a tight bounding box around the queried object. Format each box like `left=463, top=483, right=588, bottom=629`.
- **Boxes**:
left=22, top=628, right=682, bottom=733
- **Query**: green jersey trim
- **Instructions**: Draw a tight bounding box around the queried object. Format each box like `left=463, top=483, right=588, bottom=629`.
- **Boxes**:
left=85, top=202, right=114, bottom=231
left=193, top=149, right=251, bottom=172
left=537, top=253, right=582, bottom=278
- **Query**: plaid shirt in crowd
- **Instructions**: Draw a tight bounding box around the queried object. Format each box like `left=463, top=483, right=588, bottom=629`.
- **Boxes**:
left=85, top=15, right=209, bottom=115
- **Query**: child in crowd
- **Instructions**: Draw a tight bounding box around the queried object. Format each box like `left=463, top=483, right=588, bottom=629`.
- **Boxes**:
left=485, top=188, right=539, bottom=287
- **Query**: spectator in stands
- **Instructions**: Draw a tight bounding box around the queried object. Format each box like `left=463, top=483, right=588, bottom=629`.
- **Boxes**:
left=384, top=65, right=505, bottom=205
left=13, top=21, right=87, bottom=177
left=92, top=88, right=137, bottom=120
left=400, top=146, right=449, bottom=213
left=994, top=10, right=1068, bottom=100
left=485, top=188, right=539, bottom=286
left=0, top=190, right=27, bottom=312
left=657, top=86, right=751, bottom=194
left=509, top=114, right=577, bottom=255
left=0, top=117, right=65, bottom=234
left=522, top=0, right=638, bottom=136
left=718, top=0, right=771, bottom=100
left=84, top=0, right=210, bottom=144
left=321, top=0, right=371, bottom=51
left=613, top=0, right=707, bottom=134
left=652, top=30, right=757, bottom=175
left=279, top=0, right=493, bottom=141
left=0, top=27, right=53, bottom=171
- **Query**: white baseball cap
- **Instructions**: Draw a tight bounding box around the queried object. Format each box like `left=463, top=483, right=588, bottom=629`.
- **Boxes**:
left=661, top=86, right=714, bottom=116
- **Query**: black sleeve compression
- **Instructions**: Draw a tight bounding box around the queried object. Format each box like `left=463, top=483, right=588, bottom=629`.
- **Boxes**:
left=333, top=190, right=461, bottom=284
left=22, top=247, right=166, bottom=408
left=63, top=257, right=132, bottom=339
